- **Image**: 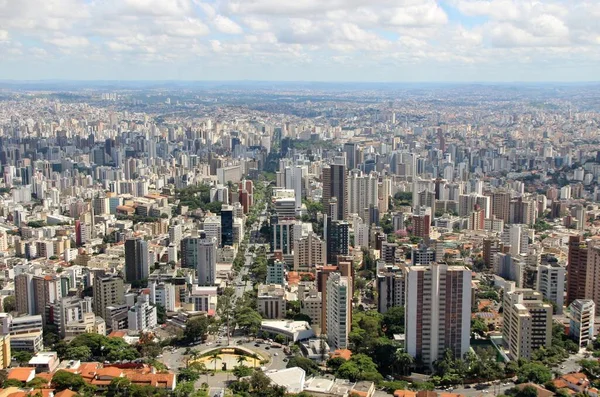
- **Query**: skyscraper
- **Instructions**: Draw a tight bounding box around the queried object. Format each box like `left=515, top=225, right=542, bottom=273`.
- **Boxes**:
left=327, top=221, right=349, bottom=265
left=326, top=272, right=351, bottom=350
left=125, top=238, right=149, bottom=284
left=93, top=275, right=125, bottom=322
left=180, top=233, right=217, bottom=286
left=491, top=190, right=511, bottom=223
left=405, top=263, right=472, bottom=366
left=502, top=282, right=552, bottom=360
left=322, top=163, right=347, bottom=221
left=567, top=235, right=588, bottom=306
left=221, top=205, right=234, bottom=247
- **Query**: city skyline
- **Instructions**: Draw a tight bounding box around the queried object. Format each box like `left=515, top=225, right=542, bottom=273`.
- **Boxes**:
left=1, top=0, right=600, bottom=82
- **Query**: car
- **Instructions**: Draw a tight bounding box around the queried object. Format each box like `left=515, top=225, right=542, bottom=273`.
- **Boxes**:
left=255, top=343, right=260, bottom=347
left=157, top=354, right=163, bottom=358
left=283, top=358, right=288, bottom=362
left=274, top=353, right=278, bottom=356
left=464, top=385, right=472, bottom=389
left=265, top=346, right=270, bottom=350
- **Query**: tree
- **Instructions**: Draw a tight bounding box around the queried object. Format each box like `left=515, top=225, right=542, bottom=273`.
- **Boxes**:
left=236, top=308, right=262, bottom=336
left=2, top=296, right=16, bottom=313
left=52, top=370, right=86, bottom=391
left=274, top=334, right=285, bottom=344
left=395, top=350, right=414, bottom=376
left=250, top=370, right=272, bottom=392
left=209, top=351, right=222, bottom=372
left=184, top=316, right=210, bottom=342
left=327, top=357, right=347, bottom=372
left=286, top=356, right=320, bottom=376
left=517, top=362, right=553, bottom=384
left=178, top=368, right=201, bottom=383
left=233, top=365, right=253, bottom=379
left=107, top=377, right=132, bottom=397
left=471, top=318, right=488, bottom=336
left=382, top=306, right=405, bottom=337
left=156, top=304, right=167, bottom=324
left=13, top=350, right=33, bottom=366
left=514, top=386, right=539, bottom=397
left=217, top=288, right=236, bottom=345
left=3, top=379, right=24, bottom=388
left=65, top=345, right=92, bottom=361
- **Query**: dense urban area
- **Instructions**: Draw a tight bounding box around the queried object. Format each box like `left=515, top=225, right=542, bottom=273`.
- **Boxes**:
left=0, top=82, right=599, bottom=397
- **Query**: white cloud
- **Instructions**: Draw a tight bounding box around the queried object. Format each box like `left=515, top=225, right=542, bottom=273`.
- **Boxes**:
left=213, top=15, right=243, bottom=34
left=45, top=36, right=90, bottom=48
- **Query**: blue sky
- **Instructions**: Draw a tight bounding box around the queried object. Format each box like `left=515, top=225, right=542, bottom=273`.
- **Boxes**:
left=1, top=0, right=600, bottom=82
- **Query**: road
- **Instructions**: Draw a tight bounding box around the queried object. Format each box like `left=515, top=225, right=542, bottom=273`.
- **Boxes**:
left=439, top=382, right=516, bottom=397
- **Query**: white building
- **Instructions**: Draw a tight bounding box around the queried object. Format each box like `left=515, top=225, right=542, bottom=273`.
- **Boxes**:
left=257, top=284, right=287, bottom=319
left=502, top=282, right=552, bottom=360
left=536, top=261, right=566, bottom=314
left=326, top=273, right=351, bottom=350
left=569, top=299, right=595, bottom=349
left=127, top=294, right=157, bottom=331
left=203, top=216, right=222, bottom=247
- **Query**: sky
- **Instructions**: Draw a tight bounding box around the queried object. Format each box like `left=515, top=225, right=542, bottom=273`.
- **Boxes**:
left=1, top=0, right=600, bottom=82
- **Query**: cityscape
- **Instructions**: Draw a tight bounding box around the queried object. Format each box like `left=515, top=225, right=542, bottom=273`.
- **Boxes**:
left=2, top=1, right=600, bottom=397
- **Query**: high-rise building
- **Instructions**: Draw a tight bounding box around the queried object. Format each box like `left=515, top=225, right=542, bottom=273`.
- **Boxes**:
left=502, top=282, right=552, bottom=360
left=257, top=284, right=287, bottom=319
left=404, top=264, right=472, bottom=366
left=491, top=190, right=511, bottom=223
left=127, top=294, right=157, bottom=331
left=326, top=221, right=349, bottom=265
left=180, top=233, right=217, bottom=286
left=266, top=260, right=286, bottom=285
left=322, top=164, right=347, bottom=221
left=93, top=276, right=125, bottom=322
left=536, top=260, right=566, bottom=314
left=343, top=142, right=359, bottom=170
left=585, top=243, right=600, bottom=309
left=567, top=235, right=588, bottom=306
left=412, top=213, right=431, bottom=239
left=377, top=266, right=405, bottom=314
left=220, top=205, right=234, bottom=247
left=272, top=218, right=296, bottom=256
left=15, top=274, right=61, bottom=321
left=347, top=170, right=378, bottom=221
left=326, top=272, right=351, bottom=350
left=569, top=299, right=595, bottom=349
left=294, top=232, right=326, bottom=271
left=203, top=216, right=222, bottom=247
left=124, top=238, right=149, bottom=284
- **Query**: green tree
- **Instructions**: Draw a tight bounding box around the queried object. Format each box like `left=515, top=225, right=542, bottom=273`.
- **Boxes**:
left=217, top=287, right=236, bottom=345
left=326, top=357, right=347, bottom=372
left=13, top=350, right=33, bottom=366
left=250, top=370, right=272, bottom=392
left=286, top=356, right=321, bottom=376
left=2, top=296, right=16, bottom=312
left=156, top=304, right=167, bottom=324
left=233, top=365, right=253, bottom=379
left=52, top=370, right=86, bottom=391
left=3, top=379, right=24, bottom=388
left=382, top=306, right=405, bottom=337
left=209, top=351, right=222, bottom=372
left=515, top=386, right=539, bottom=397
left=517, top=362, right=553, bottom=384
left=394, top=350, right=414, bottom=376
left=65, top=345, right=93, bottom=361
left=184, top=316, right=210, bottom=342
left=471, top=318, right=488, bottom=336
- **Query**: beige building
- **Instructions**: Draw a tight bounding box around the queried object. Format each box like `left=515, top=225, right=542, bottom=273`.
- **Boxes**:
left=294, top=232, right=326, bottom=271
left=257, top=284, right=287, bottom=319
left=298, top=282, right=322, bottom=333
left=93, top=276, right=125, bottom=322
left=0, top=335, right=10, bottom=369
left=64, top=312, right=107, bottom=339
left=502, top=282, right=552, bottom=360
